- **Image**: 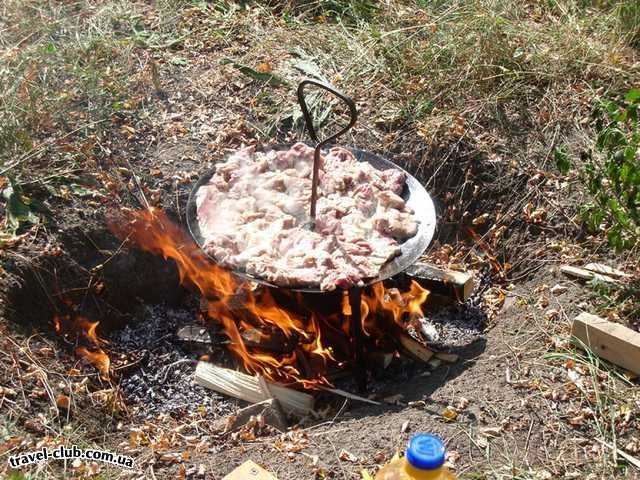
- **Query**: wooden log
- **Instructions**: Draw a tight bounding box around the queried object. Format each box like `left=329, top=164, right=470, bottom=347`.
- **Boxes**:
left=561, top=265, right=617, bottom=284
left=195, top=362, right=314, bottom=416
left=368, top=351, right=394, bottom=369
left=396, top=332, right=434, bottom=363
left=571, top=312, right=640, bottom=374
left=403, top=263, right=474, bottom=302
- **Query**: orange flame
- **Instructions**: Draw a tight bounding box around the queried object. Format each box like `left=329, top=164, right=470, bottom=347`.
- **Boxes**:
left=110, top=208, right=335, bottom=387
left=76, top=346, right=111, bottom=380
left=361, top=281, right=429, bottom=336
left=53, top=313, right=111, bottom=380
left=110, top=208, right=430, bottom=388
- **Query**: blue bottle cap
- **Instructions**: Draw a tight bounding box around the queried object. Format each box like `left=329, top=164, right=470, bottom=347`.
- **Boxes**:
left=406, top=434, right=446, bottom=470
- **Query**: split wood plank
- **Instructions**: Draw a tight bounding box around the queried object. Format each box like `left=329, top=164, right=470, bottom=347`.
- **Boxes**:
left=195, top=362, right=314, bottom=415
left=223, top=460, right=278, bottom=480
left=241, top=328, right=297, bottom=353
left=561, top=265, right=617, bottom=284
left=397, top=332, right=434, bottom=363
left=404, top=263, right=475, bottom=302
left=571, top=312, right=640, bottom=375
left=584, top=263, right=630, bottom=279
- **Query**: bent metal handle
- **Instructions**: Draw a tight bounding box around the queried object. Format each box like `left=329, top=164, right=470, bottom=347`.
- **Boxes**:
left=296, top=79, right=358, bottom=226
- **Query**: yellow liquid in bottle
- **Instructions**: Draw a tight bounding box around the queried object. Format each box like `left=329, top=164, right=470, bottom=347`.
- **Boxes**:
left=375, top=457, right=456, bottom=480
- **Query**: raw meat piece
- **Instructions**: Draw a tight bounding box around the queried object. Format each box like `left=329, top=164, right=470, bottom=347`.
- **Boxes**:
left=196, top=142, right=419, bottom=290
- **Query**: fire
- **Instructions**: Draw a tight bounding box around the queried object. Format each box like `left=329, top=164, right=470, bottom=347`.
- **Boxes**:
left=110, top=208, right=430, bottom=388
left=53, top=313, right=111, bottom=380
left=76, top=346, right=111, bottom=380
left=361, top=281, right=429, bottom=336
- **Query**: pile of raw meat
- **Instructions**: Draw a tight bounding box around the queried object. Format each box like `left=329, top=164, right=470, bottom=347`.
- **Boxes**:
left=196, top=142, right=418, bottom=291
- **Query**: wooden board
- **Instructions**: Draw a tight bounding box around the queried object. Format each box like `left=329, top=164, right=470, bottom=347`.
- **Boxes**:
left=195, top=362, right=314, bottom=415
left=584, top=263, right=630, bottom=279
left=223, top=460, right=278, bottom=480
left=561, top=265, right=617, bottom=284
left=571, top=312, right=640, bottom=374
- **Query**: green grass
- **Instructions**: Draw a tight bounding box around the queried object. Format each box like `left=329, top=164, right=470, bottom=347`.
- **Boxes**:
left=0, top=1, right=143, bottom=178
left=1, top=0, right=638, bottom=175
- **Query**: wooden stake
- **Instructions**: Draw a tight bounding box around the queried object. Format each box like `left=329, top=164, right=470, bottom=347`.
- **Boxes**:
left=571, top=312, right=640, bottom=375
left=226, top=398, right=288, bottom=432
left=195, top=362, right=314, bottom=415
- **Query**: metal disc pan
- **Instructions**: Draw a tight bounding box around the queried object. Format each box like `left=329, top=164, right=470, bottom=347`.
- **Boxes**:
left=186, top=143, right=436, bottom=293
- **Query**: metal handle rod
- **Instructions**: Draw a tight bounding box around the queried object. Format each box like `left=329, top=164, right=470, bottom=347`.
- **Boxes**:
left=348, top=287, right=367, bottom=391
left=296, top=80, right=358, bottom=225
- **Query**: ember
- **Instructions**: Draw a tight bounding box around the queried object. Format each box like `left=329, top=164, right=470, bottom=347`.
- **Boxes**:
left=108, top=208, right=430, bottom=389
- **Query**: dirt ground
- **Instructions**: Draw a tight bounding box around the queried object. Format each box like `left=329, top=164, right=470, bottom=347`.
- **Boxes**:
left=4, top=243, right=638, bottom=480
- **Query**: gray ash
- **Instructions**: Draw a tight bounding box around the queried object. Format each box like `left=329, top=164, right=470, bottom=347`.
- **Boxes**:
left=111, top=304, right=235, bottom=419
left=425, top=269, right=491, bottom=350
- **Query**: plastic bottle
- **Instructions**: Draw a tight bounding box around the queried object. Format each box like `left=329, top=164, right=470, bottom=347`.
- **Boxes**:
left=375, top=434, right=456, bottom=480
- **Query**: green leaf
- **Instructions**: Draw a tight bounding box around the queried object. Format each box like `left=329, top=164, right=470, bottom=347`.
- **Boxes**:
left=607, top=227, right=624, bottom=252
left=513, top=47, right=525, bottom=59
left=6, top=471, right=27, bottom=480
left=604, top=100, right=620, bottom=116
left=2, top=178, right=41, bottom=234
left=68, top=184, right=102, bottom=198
left=623, top=145, right=636, bottom=162
left=554, top=147, right=570, bottom=174
left=608, top=198, right=630, bottom=227
left=620, top=162, right=631, bottom=186
left=580, top=204, right=604, bottom=232
left=221, top=59, right=288, bottom=87
left=170, top=57, right=188, bottom=66
left=625, top=89, right=640, bottom=103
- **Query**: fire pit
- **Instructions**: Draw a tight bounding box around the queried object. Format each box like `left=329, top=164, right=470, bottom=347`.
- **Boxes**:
left=105, top=206, right=480, bottom=417
left=7, top=81, right=485, bottom=424
left=179, top=80, right=437, bottom=391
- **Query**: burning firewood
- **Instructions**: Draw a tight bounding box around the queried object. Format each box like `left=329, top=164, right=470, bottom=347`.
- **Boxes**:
left=195, top=362, right=314, bottom=416
left=396, top=332, right=434, bottom=363
left=241, top=328, right=298, bottom=353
